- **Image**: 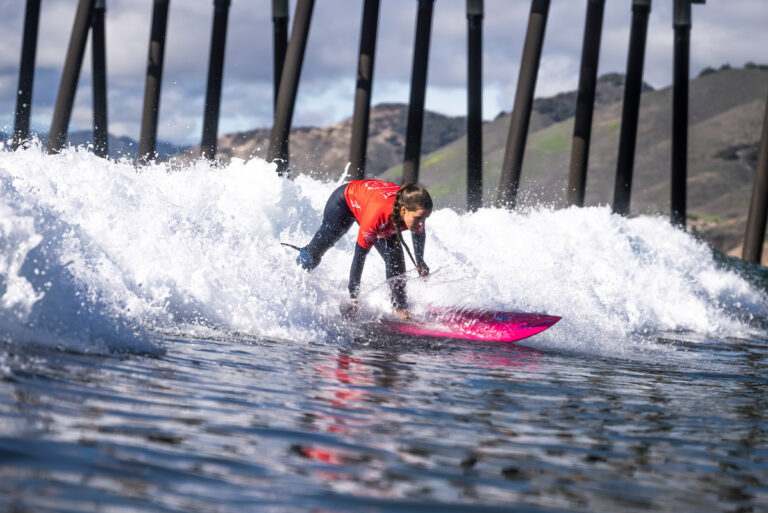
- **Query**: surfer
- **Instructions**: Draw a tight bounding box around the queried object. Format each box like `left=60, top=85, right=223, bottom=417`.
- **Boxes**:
left=296, top=180, right=432, bottom=319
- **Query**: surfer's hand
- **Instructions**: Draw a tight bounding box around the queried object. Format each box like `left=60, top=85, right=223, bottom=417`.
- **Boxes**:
left=416, top=262, right=430, bottom=277
left=340, top=299, right=359, bottom=319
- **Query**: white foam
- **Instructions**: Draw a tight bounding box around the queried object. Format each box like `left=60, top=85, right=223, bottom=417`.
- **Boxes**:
left=408, top=206, right=767, bottom=357
left=0, top=144, right=765, bottom=358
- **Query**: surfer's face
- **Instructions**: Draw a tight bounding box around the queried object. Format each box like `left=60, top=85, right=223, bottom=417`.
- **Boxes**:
left=400, top=207, right=430, bottom=233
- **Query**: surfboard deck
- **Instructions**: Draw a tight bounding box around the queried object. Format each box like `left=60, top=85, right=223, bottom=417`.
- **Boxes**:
left=379, top=306, right=560, bottom=343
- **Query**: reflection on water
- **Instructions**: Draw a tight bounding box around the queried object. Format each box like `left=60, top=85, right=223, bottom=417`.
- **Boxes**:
left=0, top=333, right=766, bottom=513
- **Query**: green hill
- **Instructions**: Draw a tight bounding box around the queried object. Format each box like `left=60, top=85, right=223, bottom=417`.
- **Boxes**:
left=381, top=66, right=768, bottom=258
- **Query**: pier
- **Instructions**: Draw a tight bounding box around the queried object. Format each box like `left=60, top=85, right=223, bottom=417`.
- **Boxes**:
left=10, top=0, right=768, bottom=264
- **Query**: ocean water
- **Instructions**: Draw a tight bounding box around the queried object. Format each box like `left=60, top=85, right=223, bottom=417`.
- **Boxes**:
left=1, top=144, right=766, bottom=512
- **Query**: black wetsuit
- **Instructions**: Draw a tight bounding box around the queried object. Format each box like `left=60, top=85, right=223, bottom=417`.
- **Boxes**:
left=305, top=184, right=426, bottom=310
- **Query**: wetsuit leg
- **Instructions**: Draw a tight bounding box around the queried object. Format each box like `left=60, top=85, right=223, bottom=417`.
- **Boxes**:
left=305, top=184, right=355, bottom=261
left=373, top=236, right=407, bottom=310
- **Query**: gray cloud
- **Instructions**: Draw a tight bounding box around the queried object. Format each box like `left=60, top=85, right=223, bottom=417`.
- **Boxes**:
left=1, top=0, right=766, bottom=145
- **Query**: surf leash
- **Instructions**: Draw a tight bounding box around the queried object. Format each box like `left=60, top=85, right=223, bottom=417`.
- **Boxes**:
left=396, top=228, right=418, bottom=269
left=280, top=242, right=302, bottom=251
left=364, top=266, right=444, bottom=296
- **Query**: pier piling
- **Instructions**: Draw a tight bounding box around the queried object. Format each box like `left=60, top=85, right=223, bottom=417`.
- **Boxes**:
left=466, top=0, right=483, bottom=211
left=268, top=0, right=315, bottom=176
left=566, top=0, right=605, bottom=207
left=12, top=0, right=41, bottom=150
left=138, top=0, right=170, bottom=164
left=349, top=0, right=381, bottom=180
left=613, top=0, right=651, bottom=216
left=671, top=0, right=705, bottom=227
left=742, top=94, right=768, bottom=264
left=497, top=0, right=550, bottom=208
left=46, top=0, right=97, bottom=154
left=91, top=0, right=109, bottom=158
left=201, top=0, right=232, bottom=160
left=402, top=0, right=435, bottom=185
left=272, top=0, right=289, bottom=111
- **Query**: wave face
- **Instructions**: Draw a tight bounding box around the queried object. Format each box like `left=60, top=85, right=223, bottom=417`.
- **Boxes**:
left=1, top=145, right=765, bottom=357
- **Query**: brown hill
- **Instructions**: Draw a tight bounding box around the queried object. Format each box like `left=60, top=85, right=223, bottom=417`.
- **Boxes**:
left=188, top=103, right=465, bottom=178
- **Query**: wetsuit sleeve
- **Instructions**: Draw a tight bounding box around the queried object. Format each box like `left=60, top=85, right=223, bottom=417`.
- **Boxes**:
left=374, top=237, right=407, bottom=311
left=412, top=230, right=426, bottom=264
left=349, top=243, right=371, bottom=299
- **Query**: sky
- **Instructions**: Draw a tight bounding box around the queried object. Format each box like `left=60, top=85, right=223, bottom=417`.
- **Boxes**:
left=0, top=0, right=766, bottom=146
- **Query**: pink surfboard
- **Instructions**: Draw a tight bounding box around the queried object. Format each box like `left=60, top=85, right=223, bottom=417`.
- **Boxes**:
left=381, top=307, right=560, bottom=343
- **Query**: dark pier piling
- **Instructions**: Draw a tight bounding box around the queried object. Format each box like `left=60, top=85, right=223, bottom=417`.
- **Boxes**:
left=348, top=0, right=381, bottom=180
left=497, top=0, right=550, bottom=209
left=91, top=0, right=108, bottom=158
left=566, top=0, right=605, bottom=207
left=46, top=0, right=96, bottom=154
left=613, top=0, right=652, bottom=216
left=268, top=0, right=315, bottom=176
left=671, top=0, right=705, bottom=227
left=201, top=0, right=232, bottom=160
left=466, top=0, right=484, bottom=211
left=742, top=95, right=768, bottom=264
left=138, top=0, right=170, bottom=164
left=402, top=0, right=435, bottom=185
left=12, top=0, right=41, bottom=150
left=272, top=0, right=289, bottom=111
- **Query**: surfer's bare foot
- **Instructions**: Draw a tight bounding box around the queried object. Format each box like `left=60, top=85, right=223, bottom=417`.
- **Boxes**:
left=340, top=299, right=358, bottom=319
left=394, top=310, right=412, bottom=321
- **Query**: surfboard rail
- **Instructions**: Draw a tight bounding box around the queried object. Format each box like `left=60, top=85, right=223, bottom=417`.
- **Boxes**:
left=381, top=306, right=561, bottom=343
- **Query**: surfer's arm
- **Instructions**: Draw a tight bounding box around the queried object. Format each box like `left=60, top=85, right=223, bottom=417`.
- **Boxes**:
left=376, top=237, right=408, bottom=312
left=348, top=243, right=371, bottom=300
left=411, top=230, right=429, bottom=277
left=412, top=230, right=426, bottom=263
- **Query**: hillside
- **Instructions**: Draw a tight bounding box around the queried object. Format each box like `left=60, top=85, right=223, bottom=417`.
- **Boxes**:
left=380, top=66, right=768, bottom=260
left=531, top=72, right=654, bottom=123
left=380, top=73, right=654, bottom=187
left=187, top=73, right=645, bottom=178
left=192, top=103, right=466, bottom=178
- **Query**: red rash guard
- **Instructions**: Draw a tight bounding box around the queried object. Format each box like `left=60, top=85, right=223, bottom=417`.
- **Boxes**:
left=343, top=180, right=402, bottom=249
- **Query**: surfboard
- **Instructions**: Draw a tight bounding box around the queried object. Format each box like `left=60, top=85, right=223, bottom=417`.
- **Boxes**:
left=380, top=306, right=560, bottom=343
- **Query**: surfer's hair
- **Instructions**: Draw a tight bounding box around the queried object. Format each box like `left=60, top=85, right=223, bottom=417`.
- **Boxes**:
left=393, top=183, right=433, bottom=224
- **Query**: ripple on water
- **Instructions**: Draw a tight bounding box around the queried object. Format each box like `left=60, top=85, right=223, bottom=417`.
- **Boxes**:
left=2, top=331, right=766, bottom=512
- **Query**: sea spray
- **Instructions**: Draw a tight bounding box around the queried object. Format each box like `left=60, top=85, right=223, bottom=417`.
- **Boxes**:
left=408, top=206, right=767, bottom=357
left=0, top=196, right=43, bottom=326
left=0, top=144, right=765, bottom=358
left=0, top=164, right=154, bottom=353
